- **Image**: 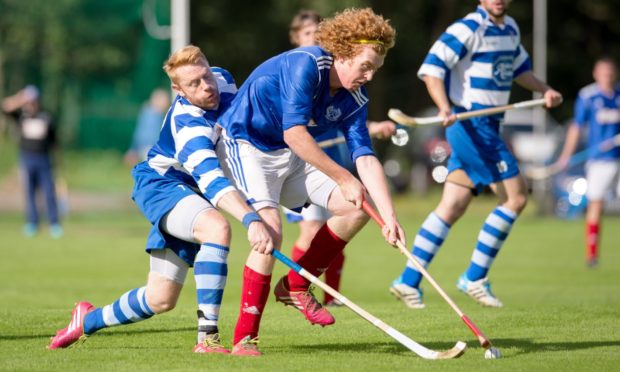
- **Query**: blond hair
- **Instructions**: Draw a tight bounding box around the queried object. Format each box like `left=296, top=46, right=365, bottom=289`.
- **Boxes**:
left=163, top=45, right=207, bottom=82
left=316, top=8, right=395, bottom=59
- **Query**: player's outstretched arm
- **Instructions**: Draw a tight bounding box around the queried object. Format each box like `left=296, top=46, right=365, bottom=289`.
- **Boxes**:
left=367, top=120, right=396, bottom=139
left=514, top=71, right=563, bottom=108
left=284, top=125, right=366, bottom=208
left=216, top=191, right=274, bottom=254
left=554, top=123, right=581, bottom=170
left=355, top=155, right=406, bottom=247
left=422, top=75, right=457, bottom=126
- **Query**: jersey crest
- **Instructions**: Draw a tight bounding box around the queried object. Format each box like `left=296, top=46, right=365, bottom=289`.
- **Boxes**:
left=325, top=105, right=342, bottom=121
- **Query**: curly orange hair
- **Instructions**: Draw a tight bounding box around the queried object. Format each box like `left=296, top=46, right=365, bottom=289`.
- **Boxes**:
left=316, top=8, right=396, bottom=59
left=163, top=45, right=207, bottom=82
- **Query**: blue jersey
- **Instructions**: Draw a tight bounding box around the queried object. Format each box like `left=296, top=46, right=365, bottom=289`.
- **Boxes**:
left=574, top=83, right=620, bottom=160
left=218, top=46, right=374, bottom=162
left=418, top=6, right=531, bottom=116
left=145, top=67, right=237, bottom=206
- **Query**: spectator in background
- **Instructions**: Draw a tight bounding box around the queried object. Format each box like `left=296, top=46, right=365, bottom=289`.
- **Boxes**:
left=555, top=57, right=620, bottom=267
left=124, top=88, right=170, bottom=166
left=1, top=85, right=63, bottom=238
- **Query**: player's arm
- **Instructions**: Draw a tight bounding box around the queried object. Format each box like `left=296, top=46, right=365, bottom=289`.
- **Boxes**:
left=215, top=191, right=274, bottom=254
left=417, top=20, right=476, bottom=126
left=554, top=124, right=581, bottom=169
left=283, top=125, right=365, bottom=207
left=422, top=75, right=456, bottom=126
left=175, top=119, right=274, bottom=253
left=356, top=154, right=405, bottom=246
left=514, top=71, right=563, bottom=108
left=367, top=120, right=396, bottom=139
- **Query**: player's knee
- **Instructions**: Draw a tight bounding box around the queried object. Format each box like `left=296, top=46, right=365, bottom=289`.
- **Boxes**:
left=349, top=207, right=370, bottom=227
left=147, top=293, right=178, bottom=314
left=193, top=213, right=231, bottom=244
left=506, top=194, right=527, bottom=214
left=438, top=201, right=467, bottom=222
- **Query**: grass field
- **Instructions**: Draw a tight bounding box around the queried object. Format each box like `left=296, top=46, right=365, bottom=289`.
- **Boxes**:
left=1, top=193, right=619, bottom=371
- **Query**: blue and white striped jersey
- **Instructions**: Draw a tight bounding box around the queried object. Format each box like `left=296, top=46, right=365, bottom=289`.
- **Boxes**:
left=574, top=82, right=620, bottom=160
left=145, top=67, right=238, bottom=206
left=418, top=6, right=532, bottom=111
left=218, top=46, right=374, bottom=161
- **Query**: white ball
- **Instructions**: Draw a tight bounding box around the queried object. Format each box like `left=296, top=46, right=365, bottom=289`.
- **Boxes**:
left=484, top=347, right=502, bottom=359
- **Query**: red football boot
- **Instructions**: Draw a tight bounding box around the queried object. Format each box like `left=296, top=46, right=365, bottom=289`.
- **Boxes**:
left=48, top=301, right=95, bottom=349
left=192, top=334, right=230, bottom=354
left=231, top=336, right=261, bottom=356
left=273, top=276, right=335, bottom=327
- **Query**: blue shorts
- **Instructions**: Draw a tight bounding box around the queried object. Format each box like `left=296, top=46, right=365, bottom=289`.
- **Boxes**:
left=446, top=111, right=520, bottom=194
left=132, top=162, right=206, bottom=266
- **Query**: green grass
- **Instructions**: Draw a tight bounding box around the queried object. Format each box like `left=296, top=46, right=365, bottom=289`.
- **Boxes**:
left=1, top=194, right=619, bottom=371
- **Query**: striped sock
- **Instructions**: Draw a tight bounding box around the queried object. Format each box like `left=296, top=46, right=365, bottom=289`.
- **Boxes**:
left=465, top=206, right=517, bottom=281
left=398, top=212, right=450, bottom=288
left=195, top=243, right=228, bottom=341
left=83, top=286, right=154, bottom=335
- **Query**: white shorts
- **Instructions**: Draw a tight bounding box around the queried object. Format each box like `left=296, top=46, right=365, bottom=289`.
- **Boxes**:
left=585, top=160, right=620, bottom=201
left=283, top=203, right=332, bottom=223
left=216, top=130, right=338, bottom=211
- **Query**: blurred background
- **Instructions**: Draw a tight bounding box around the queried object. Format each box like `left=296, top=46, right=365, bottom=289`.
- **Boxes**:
left=1, top=0, right=619, bottom=219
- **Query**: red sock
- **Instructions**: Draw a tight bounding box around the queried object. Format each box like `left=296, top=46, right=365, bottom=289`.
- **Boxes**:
left=233, top=266, right=271, bottom=344
left=287, top=224, right=347, bottom=291
left=586, top=221, right=599, bottom=260
left=291, top=245, right=306, bottom=262
left=324, top=251, right=345, bottom=304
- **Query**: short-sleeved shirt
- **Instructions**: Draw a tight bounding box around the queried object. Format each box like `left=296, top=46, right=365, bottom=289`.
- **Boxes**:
left=573, top=82, right=620, bottom=160
left=218, top=46, right=374, bottom=162
left=418, top=6, right=532, bottom=112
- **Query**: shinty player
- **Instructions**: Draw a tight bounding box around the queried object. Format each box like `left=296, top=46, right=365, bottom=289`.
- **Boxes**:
left=390, top=0, right=562, bottom=309
left=48, top=46, right=273, bottom=354
left=216, top=8, right=404, bottom=356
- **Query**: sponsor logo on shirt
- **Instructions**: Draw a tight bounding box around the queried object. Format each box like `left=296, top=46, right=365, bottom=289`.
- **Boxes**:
left=596, top=108, right=620, bottom=125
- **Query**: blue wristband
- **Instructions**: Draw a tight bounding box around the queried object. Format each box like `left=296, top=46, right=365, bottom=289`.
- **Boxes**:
left=242, top=212, right=261, bottom=229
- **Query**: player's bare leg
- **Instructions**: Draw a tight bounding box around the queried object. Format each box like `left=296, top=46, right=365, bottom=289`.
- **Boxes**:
left=435, top=170, right=476, bottom=224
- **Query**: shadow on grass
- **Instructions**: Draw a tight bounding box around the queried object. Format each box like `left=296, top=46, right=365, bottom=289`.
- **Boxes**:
left=285, top=340, right=462, bottom=356
left=285, top=338, right=620, bottom=357
left=0, top=327, right=194, bottom=342
left=492, top=338, right=620, bottom=356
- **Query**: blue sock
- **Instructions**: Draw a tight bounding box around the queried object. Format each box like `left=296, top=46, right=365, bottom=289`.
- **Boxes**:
left=465, top=206, right=517, bottom=281
left=397, top=212, right=450, bottom=288
left=83, top=286, right=154, bottom=335
left=194, top=243, right=228, bottom=339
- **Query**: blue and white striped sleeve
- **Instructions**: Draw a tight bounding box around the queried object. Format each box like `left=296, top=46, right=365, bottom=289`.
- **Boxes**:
left=513, top=45, right=532, bottom=78
left=173, top=110, right=236, bottom=206
left=417, top=19, right=478, bottom=80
